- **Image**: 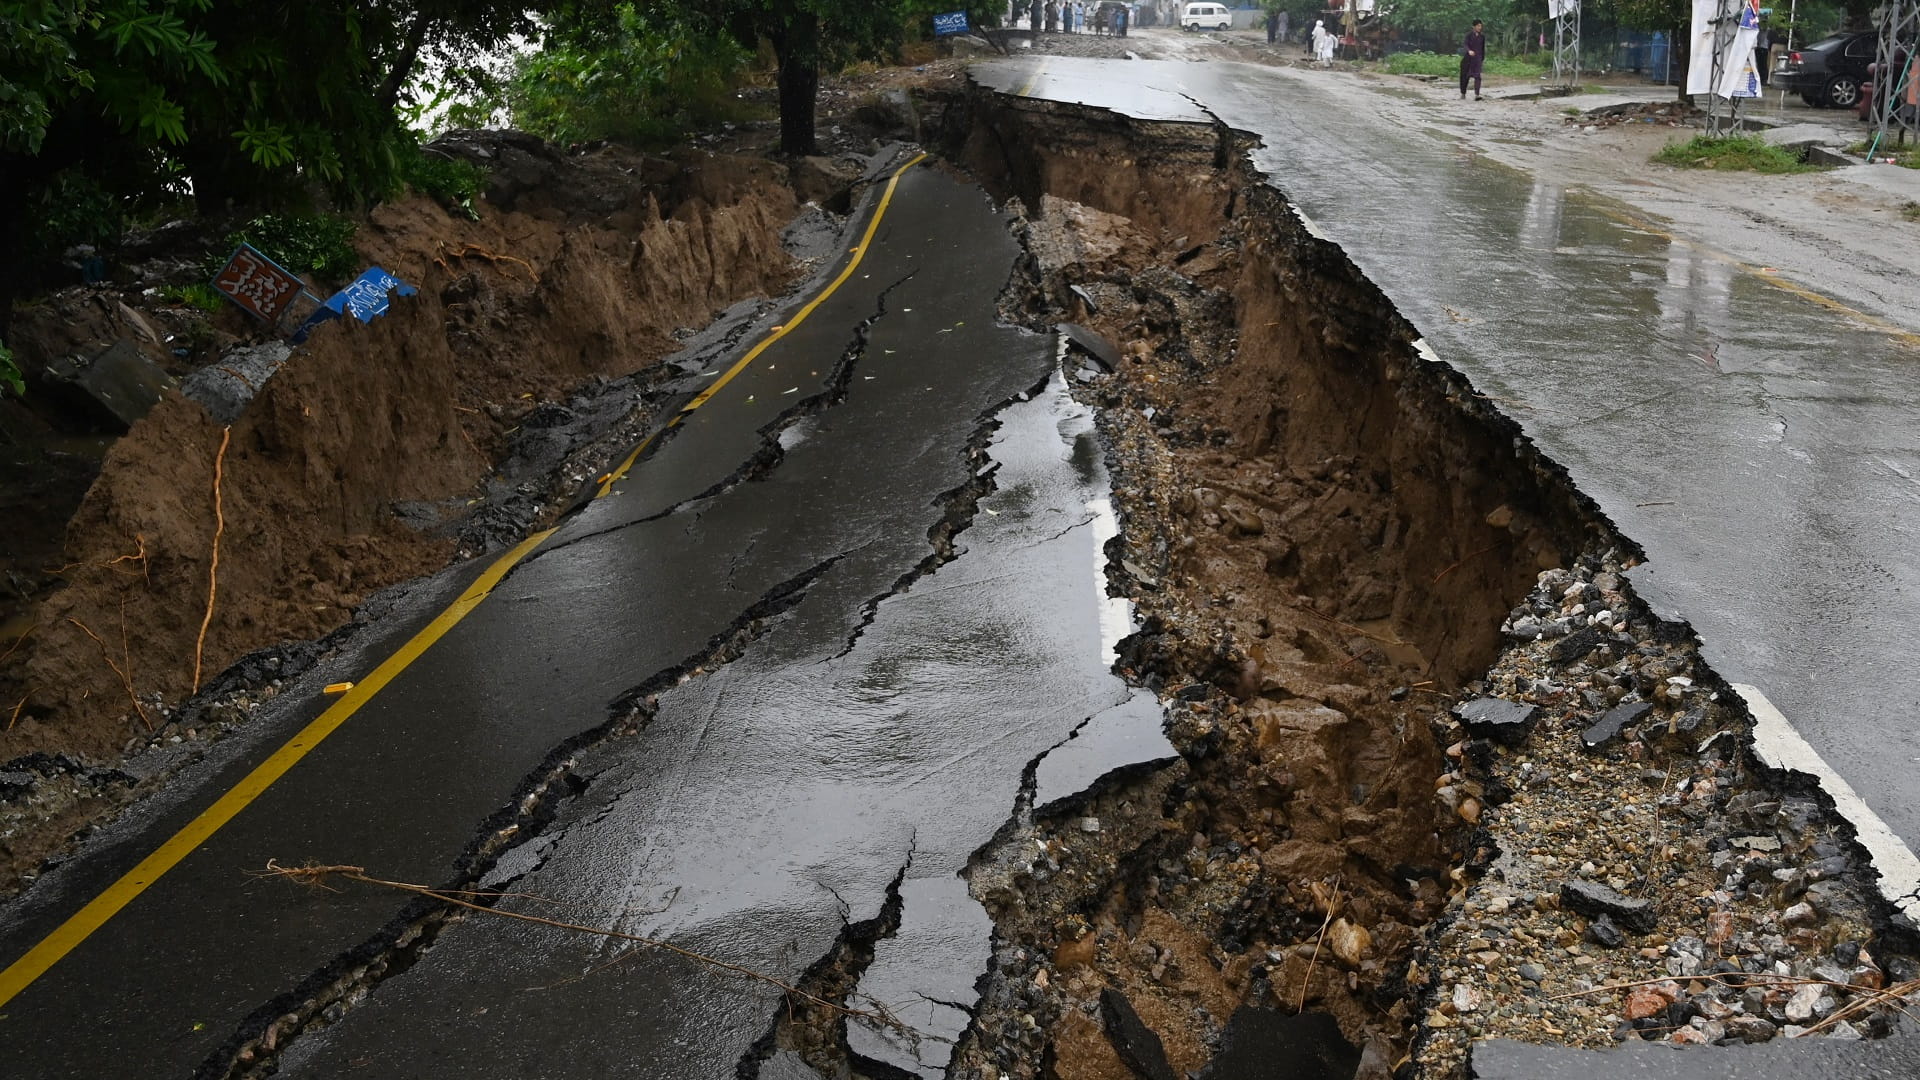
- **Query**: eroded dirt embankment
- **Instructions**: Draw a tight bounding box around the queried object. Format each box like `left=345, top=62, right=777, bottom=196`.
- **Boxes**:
left=887, top=83, right=1920, bottom=1080
left=0, top=140, right=817, bottom=890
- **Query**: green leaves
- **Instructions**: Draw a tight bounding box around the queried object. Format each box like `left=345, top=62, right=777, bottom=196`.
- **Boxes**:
left=224, top=212, right=359, bottom=280
left=235, top=124, right=294, bottom=167
left=509, top=4, right=747, bottom=147
left=0, top=339, right=23, bottom=399
left=1, top=1, right=94, bottom=153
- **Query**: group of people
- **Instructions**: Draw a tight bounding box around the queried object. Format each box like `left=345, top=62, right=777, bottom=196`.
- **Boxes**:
left=1296, top=14, right=1492, bottom=100
left=1029, top=0, right=1128, bottom=35
left=1308, top=19, right=1338, bottom=64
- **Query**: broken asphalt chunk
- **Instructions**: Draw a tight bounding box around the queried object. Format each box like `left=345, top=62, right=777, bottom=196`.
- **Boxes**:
left=1452, top=697, right=1538, bottom=747
left=1582, top=700, right=1651, bottom=753
left=1561, top=880, right=1656, bottom=934
left=42, top=338, right=176, bottom=430
left=1119, top=558, right=1159, bottom=590
left=1550, top=625, right=1611, bottom=665
left=1584, top=913, right=1626, bottom=949
left=1099, top=988, right=1178, bottom=1080
left=1197, top=1005, right=1359, bottom=1080
left=1057, top=322, right=1121, bottom=373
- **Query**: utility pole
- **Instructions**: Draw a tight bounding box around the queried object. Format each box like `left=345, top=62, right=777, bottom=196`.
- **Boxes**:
left=1551, top=0, right=1582, bottom=90
left=1705, top=0, right=1739, bottom=135
left=1870, top=0, right=1919, bottom=154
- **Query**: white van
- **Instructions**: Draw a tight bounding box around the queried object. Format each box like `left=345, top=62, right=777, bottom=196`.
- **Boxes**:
left=1180, top=2, right=1231, bottom=30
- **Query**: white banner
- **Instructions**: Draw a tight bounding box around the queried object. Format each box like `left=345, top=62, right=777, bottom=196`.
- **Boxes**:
left=1688, top=0, right=1764, bottom=98
left=1719, top=0, right=1763, bottom=98
left=1686, top=0, right=1719, bottom=95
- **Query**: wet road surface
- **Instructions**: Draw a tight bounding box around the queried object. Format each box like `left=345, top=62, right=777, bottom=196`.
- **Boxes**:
left=0, top=159, right=1170, bottom=1076
left=979, top=56, right=1920, bottom=919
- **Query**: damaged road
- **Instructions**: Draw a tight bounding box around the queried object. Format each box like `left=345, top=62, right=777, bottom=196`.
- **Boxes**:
left=275, top=347, right=1172, bottom=1080
left=0, top=156, right=1168, bottom=1078
left=975, top=55, right=1920, bottom=922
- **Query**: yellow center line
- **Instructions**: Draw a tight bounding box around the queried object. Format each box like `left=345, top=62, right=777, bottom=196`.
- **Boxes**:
left=594, top=152, right=930, bottom=499
left=1591, top=203, right=1920, bottom=349
left=1015, top=56, right=1052, bottom=99
left=0, top=149, right=939, bottom=1012
left=0, top=526, right=554, bottom=1010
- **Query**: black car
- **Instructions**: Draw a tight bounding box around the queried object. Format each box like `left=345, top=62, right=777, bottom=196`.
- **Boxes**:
left=1775, top=31, right=1877, bottom=108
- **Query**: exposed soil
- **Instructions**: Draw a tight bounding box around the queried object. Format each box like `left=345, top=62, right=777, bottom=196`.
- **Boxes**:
left=6, top=41, right=1919, bottom=1080
left=916, top=82, right=1593, bottom=1077
left=0, top=134, right=881, bottom=895
left=831, top=77, right=1920, bottom=1080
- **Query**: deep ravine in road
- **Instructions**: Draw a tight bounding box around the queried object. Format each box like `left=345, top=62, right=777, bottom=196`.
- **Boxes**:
left=4, top=67, right=1918, bottom=1080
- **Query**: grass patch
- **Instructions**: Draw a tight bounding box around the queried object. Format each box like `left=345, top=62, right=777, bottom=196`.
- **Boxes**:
left=160, top=283, right=224, bottom=312
left=1383, top=50, right=1547, bottom=78
left=1904, top=201, right=1920, bottom=221
left=1652, top=134, right=1820, bottom=174
left=399, top=144, right=487, bottom=220
left=0, top=340, right=22, bottom=398
left=1847, top=139, right=1920, bottom=166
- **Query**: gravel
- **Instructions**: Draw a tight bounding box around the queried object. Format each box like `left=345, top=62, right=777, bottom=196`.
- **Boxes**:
left=1411, top=553, right=1920, bottom=1076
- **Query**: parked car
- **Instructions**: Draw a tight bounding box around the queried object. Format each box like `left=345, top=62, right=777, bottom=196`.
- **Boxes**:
left=1181, top=2, right=1231, bottom=31
left=1774, top=31, right=1877, bottom=109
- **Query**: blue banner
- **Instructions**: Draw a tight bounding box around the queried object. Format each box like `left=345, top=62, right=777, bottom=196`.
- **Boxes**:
left=933, top=10, right=969, bottom=35
left=290, top=266, right=419, bottom=344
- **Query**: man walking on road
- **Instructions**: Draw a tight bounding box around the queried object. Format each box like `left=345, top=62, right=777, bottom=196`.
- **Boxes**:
left=1461, top=19, right=1486, bottom=99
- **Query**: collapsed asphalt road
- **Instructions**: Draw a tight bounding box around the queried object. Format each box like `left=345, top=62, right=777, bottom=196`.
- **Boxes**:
left=8, top=49, right=1920, bottom=1080
left=978, top=52, right=1920, bottom=926
left=0, top=157, right=1168, bottom=1077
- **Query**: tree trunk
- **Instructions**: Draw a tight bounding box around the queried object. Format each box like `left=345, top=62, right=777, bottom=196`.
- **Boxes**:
left=774, top=15, right=821, bottom=157
left=1675, top=24, right=1690, bottom=102
left=379, top=11, right=434, bottom=113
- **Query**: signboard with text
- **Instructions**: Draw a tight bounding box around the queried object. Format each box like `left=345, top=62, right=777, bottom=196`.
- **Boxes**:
left=289, top=266, right=418, bottom=344
left=210, top=244, right=303, bottom=324
left=933, top=10, right=969, bottom=35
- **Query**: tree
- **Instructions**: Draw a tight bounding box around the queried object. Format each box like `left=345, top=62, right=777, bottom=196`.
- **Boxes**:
left=1, top=0, right=225, bottom=335
left=1379, top=0, right=1516, bottom=43
left=505, top=4, right=747, bottom=146
left=0, top=0, right=544, bottom=334
left=703, top=0, right=996, bottom=155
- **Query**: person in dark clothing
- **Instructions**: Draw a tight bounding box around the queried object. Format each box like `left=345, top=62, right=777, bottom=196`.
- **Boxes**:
left=1460, top=19, right=1486, bottom=100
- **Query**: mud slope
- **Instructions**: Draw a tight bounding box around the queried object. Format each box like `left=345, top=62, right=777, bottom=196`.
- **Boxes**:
left=2, top=144, right=801, bottom=775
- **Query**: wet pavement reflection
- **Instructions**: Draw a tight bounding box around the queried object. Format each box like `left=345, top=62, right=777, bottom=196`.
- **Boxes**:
left=274, top=181, right=1173, bottom=1077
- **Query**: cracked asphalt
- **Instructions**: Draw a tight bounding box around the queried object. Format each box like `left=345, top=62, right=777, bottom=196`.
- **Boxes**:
left=975, top=45, right=1920, bottom=1076
left=977, top=51, right=1920, bottom=920
left=0, top=159, right=1168, bottom=1077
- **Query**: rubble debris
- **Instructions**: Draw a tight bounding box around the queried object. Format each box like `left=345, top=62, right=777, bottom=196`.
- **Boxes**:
left=41, top=339, right=176, bottom=430
left=1581, top=700, right=1650, bottom=752
left=1454, top=698, right=1539, bottom=747
left=1100, top=988, right=1180, bottom=1080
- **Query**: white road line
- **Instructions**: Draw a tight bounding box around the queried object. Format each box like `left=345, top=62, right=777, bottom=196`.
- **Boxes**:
left=1734, top=683, right=1920, bottom=922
